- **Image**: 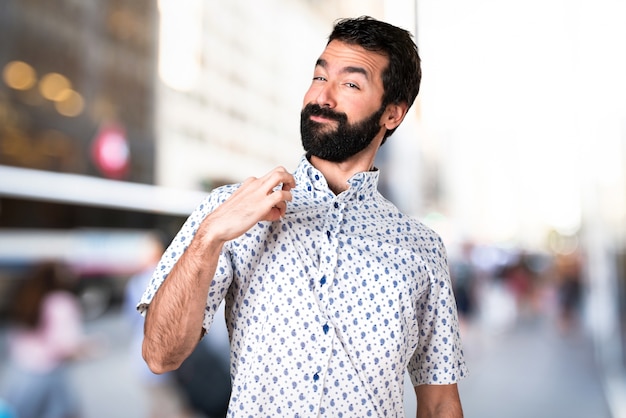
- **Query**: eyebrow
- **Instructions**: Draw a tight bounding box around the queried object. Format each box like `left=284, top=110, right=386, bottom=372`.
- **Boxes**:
left=316, top=58, right=369, bottom=80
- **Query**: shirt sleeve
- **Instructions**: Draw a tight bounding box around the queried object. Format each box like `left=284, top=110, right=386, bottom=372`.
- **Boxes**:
left=136, top=185, right=237, bottom=333
left=407, top=233, right=469, bottom=385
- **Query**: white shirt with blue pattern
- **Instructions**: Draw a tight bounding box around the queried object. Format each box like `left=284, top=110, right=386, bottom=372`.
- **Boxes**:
left=139, top=155, right=468, bottom=418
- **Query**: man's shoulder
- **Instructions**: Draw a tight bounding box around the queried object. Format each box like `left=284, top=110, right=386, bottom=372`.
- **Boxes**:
left=378, top=202, right=446, bottom=249
left=193, top=183, right=240, bottom=212
left=210, top=183, right=240, bottom=197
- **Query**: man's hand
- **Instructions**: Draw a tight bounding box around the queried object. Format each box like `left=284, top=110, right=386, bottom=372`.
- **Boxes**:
left=203, top=166, right=296, bottom=244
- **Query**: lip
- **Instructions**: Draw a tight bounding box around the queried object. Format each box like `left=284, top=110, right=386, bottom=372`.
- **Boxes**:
left=310, top=115, right=336, bottom=124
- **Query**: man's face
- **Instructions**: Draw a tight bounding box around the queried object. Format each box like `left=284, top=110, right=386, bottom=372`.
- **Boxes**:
left=300, top=41, right=389, bottom=162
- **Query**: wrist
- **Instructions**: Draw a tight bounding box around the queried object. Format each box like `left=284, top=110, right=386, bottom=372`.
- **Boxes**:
left=193, top=217, right=228, bottom=254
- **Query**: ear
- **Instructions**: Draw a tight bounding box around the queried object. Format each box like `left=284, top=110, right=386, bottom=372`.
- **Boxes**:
left=382, top=102, right=409, bottom=130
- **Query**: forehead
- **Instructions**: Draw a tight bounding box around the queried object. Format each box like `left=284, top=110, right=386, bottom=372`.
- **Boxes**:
left=317, top=40, right=389, bottom=81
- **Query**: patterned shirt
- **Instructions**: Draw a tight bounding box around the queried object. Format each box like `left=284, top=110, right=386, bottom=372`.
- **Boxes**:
left=139, top=156, right=468, bottom=417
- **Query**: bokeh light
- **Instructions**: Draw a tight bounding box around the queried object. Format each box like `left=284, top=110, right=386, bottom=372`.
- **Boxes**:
left=38, top=72, right=72, bottom=102
left=2, top=61, right=37, bottom=91
left=54, top=89, right=84, bottom=117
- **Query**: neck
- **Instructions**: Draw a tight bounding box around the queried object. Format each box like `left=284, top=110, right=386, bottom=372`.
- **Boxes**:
left=309, top=146, right=379, bottom=195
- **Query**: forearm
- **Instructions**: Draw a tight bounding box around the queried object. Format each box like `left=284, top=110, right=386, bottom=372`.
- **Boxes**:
left=142, top=225, right=224, bottom=374
left=416, top=403, right=463, bottom=418
left=415, top=384, right=463, bottom=418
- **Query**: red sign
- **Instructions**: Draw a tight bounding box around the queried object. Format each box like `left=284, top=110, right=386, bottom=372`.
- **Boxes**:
left=91, top=123, right=130, bottom=179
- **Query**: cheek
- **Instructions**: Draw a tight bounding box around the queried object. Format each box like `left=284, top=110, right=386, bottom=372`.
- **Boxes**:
left=348, top=104, right=378, bottom=124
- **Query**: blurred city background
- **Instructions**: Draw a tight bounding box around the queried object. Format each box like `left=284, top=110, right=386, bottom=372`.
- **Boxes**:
left=0, top=0, right=625, bottom=417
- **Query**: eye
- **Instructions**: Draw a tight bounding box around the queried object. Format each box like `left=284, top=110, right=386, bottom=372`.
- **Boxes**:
left=345, top=82, right=360, bottom=89
left=313, top=76, right=327, bottom=82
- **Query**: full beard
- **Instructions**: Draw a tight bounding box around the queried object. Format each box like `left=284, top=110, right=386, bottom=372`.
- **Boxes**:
left=300, top=103, right=386, bottom=163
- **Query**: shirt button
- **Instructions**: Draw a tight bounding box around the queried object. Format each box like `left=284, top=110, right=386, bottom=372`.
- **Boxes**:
left=322, top=324, right=330, bottom=334
left=333, top=202, right=339, bottom=209
left=326, top=230, right=331, bottom=239
left=320, top=276, right=326, bottom=286
left=313, top=372, right=320, bottom=381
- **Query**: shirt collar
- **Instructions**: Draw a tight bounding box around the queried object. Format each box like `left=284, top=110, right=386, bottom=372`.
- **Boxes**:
left=294, top=155, right=380, bottom=203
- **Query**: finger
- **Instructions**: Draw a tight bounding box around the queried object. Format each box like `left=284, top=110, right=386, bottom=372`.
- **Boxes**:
left=233, top=176, right=259, bottom=195
left=266, top=188, right=292, bottom=208
left=260, top=167, right=295, bottom=193
left=273, top=200, right=287, bottom=216
left=272, top=166, right=296, bottom=191
left=281, top=175, right=296, bottom=191
left=262, top=200, right=287, bottom=222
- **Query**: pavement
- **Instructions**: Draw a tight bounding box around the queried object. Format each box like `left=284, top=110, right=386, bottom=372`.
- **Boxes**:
left=458, top=317, right=613, bottom=418
left=0, top=307, right=619, bottom=418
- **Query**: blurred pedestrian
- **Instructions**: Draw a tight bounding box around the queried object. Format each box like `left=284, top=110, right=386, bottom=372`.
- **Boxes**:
left=0, top=262, right=92, bottom=418
left=450, top=241, right=478, bottom=329
left=555, top=251, right=584, bottom=334
left=479, top=268, right=518, bottom=334
left=502, top=254, right=535, bottom=319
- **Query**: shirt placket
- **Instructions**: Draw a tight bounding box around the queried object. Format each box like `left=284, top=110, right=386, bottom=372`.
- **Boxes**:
left=303, top=197, right=343, bottom=411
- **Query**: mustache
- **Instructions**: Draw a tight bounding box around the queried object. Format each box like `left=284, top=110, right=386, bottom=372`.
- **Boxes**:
left=302, top=103, right=347, bottom=123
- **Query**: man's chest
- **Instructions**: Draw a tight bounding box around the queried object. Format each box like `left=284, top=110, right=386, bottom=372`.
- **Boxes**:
left=227, top=218, right=437, bottom=338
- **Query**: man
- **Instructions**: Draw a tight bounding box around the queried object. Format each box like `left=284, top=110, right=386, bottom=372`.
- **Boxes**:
left=139, top=16, right=467, bottom=418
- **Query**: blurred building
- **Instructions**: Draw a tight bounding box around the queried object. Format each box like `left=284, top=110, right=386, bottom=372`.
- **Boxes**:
left=0, top=0, right=175, bottom=317
left=0, top=0, right=158, bottom=181
left=0, top=0, right=161, bottom=230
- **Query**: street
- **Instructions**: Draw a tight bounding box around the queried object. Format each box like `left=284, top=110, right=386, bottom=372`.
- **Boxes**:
left=0, top=308, right=616, bottom=418
left=458, top=318, right=612, bottom=418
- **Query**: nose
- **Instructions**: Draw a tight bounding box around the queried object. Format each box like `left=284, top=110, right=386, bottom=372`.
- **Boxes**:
left=313, top=83, right=336, bottom=109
